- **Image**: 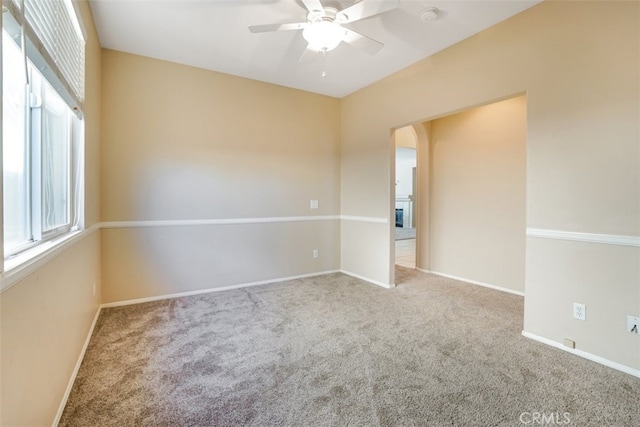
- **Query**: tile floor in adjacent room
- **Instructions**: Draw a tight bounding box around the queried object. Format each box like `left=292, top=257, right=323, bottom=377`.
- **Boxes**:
left=395, top=238, right=416, bottom=268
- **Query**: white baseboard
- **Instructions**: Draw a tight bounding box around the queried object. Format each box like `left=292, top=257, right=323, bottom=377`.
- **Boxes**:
left=53, top=306, right=102, bottom=427
left=340, top=269, right=394, bottom=289
left=521, top=331, right=640, bottom=379
left=101, top=270, right=341, bottom=308
left=421, top=269, right=525, bottom=297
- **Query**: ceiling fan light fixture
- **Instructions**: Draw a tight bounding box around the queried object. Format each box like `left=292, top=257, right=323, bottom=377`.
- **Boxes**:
left=302, top=21, right=346, bottom=52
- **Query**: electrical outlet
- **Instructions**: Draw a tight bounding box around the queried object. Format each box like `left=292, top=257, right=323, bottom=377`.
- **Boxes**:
left=312, top=249, right=319, bottom=259
left=628, top=315, right=639, bottom=335
left=573, top=303, right=586, bottom=321
left=310, top=200, right=319, bottom=209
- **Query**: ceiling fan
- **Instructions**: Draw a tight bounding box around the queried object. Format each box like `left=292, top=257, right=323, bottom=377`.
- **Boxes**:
left=249, top=0, right=400, bottom=55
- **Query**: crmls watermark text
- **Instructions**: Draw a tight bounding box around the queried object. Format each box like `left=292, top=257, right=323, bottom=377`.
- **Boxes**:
left=519, top=412, right=571, bottom=425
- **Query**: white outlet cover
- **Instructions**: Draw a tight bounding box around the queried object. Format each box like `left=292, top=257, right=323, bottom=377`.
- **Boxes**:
left=310, top=200, right=319, bottom=209
left=573, top=303, right=586, bottom=321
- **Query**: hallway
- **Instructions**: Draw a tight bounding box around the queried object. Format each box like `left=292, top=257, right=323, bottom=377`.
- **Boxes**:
left=395, top=237, right=416, bottom=268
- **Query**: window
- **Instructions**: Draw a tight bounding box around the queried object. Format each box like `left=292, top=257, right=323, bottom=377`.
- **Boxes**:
left=2, top=0, right=85, bottom=259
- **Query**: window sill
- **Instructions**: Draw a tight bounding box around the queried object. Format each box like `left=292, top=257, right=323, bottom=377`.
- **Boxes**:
left=1, top=226, right=97, bottom=292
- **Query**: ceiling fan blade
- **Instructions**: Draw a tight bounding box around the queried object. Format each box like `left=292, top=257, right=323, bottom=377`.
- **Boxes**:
left=248, top=22, right=308, bottom=33
left=336, top=0, right=400, bottom=24
left=301, top=0, right=325, bottom=14
left=343, top=28, right=384, bottom=55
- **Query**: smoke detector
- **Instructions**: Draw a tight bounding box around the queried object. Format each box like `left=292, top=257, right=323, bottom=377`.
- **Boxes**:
left=420, top=7, right=439, bottom=22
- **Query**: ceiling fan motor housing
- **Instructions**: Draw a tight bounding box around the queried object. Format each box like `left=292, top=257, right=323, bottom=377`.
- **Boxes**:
left=307, top=7, right=343, bottom=24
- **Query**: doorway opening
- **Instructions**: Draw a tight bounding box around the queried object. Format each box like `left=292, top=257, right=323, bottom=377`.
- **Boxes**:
left=391, top=95, right=526, bottom=293
left=394, top=126, right=418, bottom=269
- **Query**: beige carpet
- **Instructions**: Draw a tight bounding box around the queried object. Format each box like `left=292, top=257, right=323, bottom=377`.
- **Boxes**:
left=60, top=268, right=640, bottom=426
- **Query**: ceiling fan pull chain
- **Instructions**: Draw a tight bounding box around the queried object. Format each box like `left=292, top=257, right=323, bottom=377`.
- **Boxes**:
left=321, top=49, right=328, bottom=78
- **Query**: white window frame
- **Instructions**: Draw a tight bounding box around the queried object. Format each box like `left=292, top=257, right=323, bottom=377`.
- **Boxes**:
left=1, top=0, right=85, bottom=278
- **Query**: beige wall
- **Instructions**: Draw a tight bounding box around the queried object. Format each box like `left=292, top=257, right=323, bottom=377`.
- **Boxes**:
left=100, top=50, right=341, bottom=302
left=395, top=126, right=417, bottom=149
left=101, top=221, right=339, bottom=303
left=0, top=2, right=103, bottom=426
left=83, top=0, right=102, bottom=228
left=0, top=232, right=101, bottom=426
left=341, top=1, right=639, bottom=370
left=426, top=96, right=526, bottom=292
left=526, top=238, right=639, bottom=369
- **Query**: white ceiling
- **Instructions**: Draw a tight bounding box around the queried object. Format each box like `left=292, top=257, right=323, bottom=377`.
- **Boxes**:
left=89, top=0, right=541, bottom=98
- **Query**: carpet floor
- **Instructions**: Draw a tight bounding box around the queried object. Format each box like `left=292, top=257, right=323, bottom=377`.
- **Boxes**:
left=60, top=268, right=640, bottom=426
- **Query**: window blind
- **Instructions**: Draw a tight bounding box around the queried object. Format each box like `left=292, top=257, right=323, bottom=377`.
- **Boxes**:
left=4, top=0, right=85, bottom=112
